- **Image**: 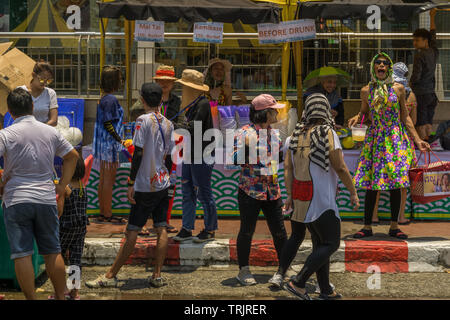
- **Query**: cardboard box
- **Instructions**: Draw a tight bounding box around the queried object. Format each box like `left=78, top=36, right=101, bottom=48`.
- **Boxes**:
left=0, top=42, right=35, bottom=116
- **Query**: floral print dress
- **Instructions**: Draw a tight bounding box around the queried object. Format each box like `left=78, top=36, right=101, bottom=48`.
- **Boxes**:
left=353, top=85, right=414, bottom=190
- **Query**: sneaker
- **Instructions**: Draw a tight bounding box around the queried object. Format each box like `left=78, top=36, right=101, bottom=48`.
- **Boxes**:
left=149, top=277, right=167, bottom=288
left=172, top=228, right=193, bottom=242
left=85, top=274, right=118, bottom=288
left=268, top=272, right=283, bottom=288
left=236, top=266, right=257, bottom=286
left=193, top=229, right=215, bottom=243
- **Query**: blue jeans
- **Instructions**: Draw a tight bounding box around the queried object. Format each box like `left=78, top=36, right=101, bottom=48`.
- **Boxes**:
left=181, top=162, right=218, bottom=232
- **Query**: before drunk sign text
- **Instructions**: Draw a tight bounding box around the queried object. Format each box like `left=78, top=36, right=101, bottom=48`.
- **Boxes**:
left=257, top=19, right=316, bottom=44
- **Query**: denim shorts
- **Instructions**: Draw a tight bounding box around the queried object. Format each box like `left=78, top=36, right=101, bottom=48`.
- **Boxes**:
left=3, top=203, right=61, bottom=260
left=127, top=189, right=169, bottom=231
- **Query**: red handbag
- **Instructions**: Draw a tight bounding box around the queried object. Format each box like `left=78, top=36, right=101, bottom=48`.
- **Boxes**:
left=292, top=179, right=313, bottom=201
left=409, top=151, right=450, bottom=204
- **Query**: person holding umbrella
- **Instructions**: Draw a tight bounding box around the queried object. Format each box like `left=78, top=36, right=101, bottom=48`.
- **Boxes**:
left=303, top=66, right=351, bottom=127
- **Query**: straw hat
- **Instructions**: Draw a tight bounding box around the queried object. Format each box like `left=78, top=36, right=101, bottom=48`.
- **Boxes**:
left=176, top=69, right=209, bottom=92
left=153, top=65, right=178, bottom=80
left=207, top=58, right=232, bottom=73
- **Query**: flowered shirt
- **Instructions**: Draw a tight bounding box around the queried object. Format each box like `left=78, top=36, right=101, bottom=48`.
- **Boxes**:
left=233, top=124, right=283, bottom=201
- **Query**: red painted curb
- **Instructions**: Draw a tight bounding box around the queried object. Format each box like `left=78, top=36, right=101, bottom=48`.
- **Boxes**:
left=229, top=239, right=279, bottom=266
left=344, top=240, right=408, bottom=273
left=122, top=238, right=180, bottom=266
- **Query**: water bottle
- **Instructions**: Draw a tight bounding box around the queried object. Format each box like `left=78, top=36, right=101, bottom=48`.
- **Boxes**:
left=169, top=170, right=177, bottom=186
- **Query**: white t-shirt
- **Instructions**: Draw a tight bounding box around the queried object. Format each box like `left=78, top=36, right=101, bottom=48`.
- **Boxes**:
left=133, top=112, right=174, bottom=193
left=0, top=115, right=74, bottom=208
left=286, top=130, right=342, bottom=223
left=18, top=85, right=58, bottom=123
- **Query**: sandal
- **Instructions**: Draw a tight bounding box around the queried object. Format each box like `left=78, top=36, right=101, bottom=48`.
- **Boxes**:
left=285, top=281, right=312, bottom=300
left=166, top=225, right=179, bottom=233
left=109, top=216, right=127, bottom=225
left=389, top=228, right=408, bottom=239
left=94, top=215, right=111, bottom=224
left=353, top=229, right=373, bottom=239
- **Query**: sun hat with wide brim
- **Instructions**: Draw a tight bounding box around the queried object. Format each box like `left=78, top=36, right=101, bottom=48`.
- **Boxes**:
left=303, top=66, right=351, bottom=89
left=176, top=69, right=209, bottom=92
left=153, top=65, right=178, bottom=80
left=206, top=58, right=232, bottom=73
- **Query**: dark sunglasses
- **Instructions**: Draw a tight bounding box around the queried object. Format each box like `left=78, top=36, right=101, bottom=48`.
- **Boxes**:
left=374, top=59, right=391, bottom=66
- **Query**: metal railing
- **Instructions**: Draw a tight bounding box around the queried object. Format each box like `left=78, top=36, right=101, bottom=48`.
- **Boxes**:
left=1, top=32, right=449, bottom=100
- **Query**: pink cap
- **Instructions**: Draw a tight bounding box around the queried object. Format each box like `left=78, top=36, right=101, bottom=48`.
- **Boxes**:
left=252, top=94, right=285, bottom=111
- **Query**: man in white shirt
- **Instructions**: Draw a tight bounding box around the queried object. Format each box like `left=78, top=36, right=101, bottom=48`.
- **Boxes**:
left=0, top=88, right=79, bottom=300
left=86, top=83, right=174, bottom=289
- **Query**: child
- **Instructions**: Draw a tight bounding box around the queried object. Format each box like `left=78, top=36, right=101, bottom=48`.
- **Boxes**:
left=57, top=156, right=89, bottom=300
left=85, top=82, right=173, bottom=289
left=93, top=66, right=129, bottom=224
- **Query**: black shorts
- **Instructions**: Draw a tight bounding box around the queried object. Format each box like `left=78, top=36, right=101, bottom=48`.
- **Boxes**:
left=127, top=189, right=169, bottom=231
left=416, top=92, right=438, bottom=126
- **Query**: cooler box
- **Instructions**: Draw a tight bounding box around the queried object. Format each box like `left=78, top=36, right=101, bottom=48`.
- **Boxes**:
left=0, top=206, right=45, bottom=289
left=3, top=98, right=85, bottom=177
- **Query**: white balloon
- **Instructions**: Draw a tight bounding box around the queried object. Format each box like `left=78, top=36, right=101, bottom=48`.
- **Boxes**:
left=64, top=127, right=83, bottom=146
left=57, top=116, right=70, bottom=129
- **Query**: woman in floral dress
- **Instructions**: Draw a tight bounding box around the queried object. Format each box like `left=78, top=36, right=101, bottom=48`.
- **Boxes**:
left=352, top=52, right=428, bottom=239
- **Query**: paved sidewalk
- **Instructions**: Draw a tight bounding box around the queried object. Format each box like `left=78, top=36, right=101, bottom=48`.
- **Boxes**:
left=83, top=217, right=450, bottom=273
left=86, top=217, right=450, bottom=241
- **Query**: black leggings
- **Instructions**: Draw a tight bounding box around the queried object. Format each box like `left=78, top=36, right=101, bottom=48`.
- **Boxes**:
left=279, top=220, right=306, bottom=276
left=293, top=210, right=340, bottom=295
left=364, top=189, right=401, bottom=226
left=237, top=189, right=288, bottom=268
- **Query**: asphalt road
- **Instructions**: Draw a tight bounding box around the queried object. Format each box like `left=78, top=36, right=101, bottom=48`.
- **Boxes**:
left=1, top=265, right=449, bottom=300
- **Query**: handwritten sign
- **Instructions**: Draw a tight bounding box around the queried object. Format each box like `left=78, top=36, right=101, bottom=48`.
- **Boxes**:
left=193, top=22, right=224, bottom=44
left=423, top=171, right=450, bottom=196
left=257, top=19, right=316, bottom=44
left=134, top=20, right=164, bottom=42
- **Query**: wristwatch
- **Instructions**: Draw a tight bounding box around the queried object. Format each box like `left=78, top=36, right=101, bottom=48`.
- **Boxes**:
left=127, top=177, right=135, bottom=187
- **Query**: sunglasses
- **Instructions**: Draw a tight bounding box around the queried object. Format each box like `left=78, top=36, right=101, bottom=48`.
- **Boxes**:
left=37, top=75, right=53, bottom=85
left=374, top=59, right=391, bottom=66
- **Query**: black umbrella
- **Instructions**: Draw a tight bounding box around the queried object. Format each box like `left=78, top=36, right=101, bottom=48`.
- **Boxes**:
left=296, top=0, right=440, bottom=21
left=97, top=0, right=281, bottom=24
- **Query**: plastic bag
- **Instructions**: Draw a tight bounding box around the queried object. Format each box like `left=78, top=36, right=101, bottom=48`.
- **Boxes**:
left=235, top=105, right=251, bottom=128
left=287, top=108, right=298, bottom=136
left=218, top=106, right=237, bottom=136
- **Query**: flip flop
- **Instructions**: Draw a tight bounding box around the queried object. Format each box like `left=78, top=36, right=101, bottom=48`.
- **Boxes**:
left=353, top=229, right=373, bottom=239
left=166, top=225, right=179, bottom=233
left=284, top=282, right=312, bottom=300
left=389, top=229, right=408, bottom=239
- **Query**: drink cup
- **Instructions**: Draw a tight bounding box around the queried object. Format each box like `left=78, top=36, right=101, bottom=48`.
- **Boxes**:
left=351, top=124, right=368, bottom=142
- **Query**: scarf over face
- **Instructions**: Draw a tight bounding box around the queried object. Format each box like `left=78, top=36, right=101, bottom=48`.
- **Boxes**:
left=369, top=52, right=394, bottom=113
left=288, top=93, right=335, bottom=172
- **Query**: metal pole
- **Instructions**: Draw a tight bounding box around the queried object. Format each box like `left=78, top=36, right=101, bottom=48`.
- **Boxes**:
left=87, top=35, right=90, bottom=98
left=77, top=35, right=82, bottom=96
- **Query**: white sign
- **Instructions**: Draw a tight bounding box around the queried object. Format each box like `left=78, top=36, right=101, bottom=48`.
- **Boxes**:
left=193, top=22, right=224, bottom=44
left=257, top=19, right=316, bottom=44
left=134, top=20, right=164, bottom=42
